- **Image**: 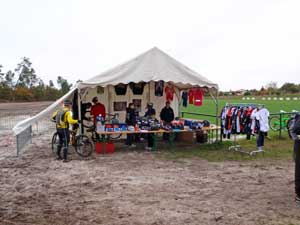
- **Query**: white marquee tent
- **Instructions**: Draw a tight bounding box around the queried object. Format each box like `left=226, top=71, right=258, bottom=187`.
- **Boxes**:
left=13, top=47, right=219, bottom=140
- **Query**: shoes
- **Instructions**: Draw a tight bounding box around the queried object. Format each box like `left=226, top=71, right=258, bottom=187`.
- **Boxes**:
left=63, top=159, right=71, bottom=163
left=56, top=156, right=63, bottom=160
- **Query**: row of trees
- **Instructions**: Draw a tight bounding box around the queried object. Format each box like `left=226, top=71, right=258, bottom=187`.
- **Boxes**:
left=0, top=58, right=72, bottom=101
left=220, top=82, right=300, bottom=97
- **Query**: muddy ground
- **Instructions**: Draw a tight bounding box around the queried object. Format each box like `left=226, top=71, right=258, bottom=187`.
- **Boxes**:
left=0, top=102, right=300, bottom=225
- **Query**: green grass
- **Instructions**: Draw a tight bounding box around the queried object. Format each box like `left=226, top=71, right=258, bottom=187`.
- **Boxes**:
left=181, top=96, right=300, bottom=119
left=160, top=136, right=294, bottom=162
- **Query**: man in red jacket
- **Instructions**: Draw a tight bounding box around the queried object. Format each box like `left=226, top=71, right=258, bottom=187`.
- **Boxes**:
left=90, top=97, right=106, bottom=123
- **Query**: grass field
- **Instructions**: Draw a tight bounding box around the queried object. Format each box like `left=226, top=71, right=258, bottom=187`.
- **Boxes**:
left=181, top=96, right=300, bottom=121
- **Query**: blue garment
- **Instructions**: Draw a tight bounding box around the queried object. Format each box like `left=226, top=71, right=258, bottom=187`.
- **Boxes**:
left=182, top=91, right=188, bottom=107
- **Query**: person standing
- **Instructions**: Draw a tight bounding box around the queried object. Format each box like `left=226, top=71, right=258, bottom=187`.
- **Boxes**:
left=289, top=113, right=300, bottom=205
left=90, top=97, right=106, bottom=140
left=144, top=103, right=156, bottom=150
left=125, top=103, right=136, bottom=148
left=90, top=97, right=106, bottom=122
left=52, top=100, right=79, bottom=162
left=160, top=101, right=174, bottom=141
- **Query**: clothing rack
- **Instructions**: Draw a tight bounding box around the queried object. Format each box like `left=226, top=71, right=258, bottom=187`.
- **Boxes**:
left=225, top=103, right=265, bottom=156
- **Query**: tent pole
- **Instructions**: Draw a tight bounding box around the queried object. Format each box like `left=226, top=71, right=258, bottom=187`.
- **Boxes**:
left=77, top=88, right=82, bottom=135
left=208, top=88, right=219, bottom=142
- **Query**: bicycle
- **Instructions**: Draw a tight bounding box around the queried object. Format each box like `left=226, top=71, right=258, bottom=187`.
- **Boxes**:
left=269, top=110, right=298, bottom=131
left=82, top=113, right=122, bottom=141
left=51, top=124, right=94, bottom=158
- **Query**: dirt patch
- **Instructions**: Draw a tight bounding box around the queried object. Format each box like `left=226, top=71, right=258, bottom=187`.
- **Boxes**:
left=0, top=101, right=53, bottom=113
left=0, top=102, right=299, bottom=224
left=0, top=135, right=299, bottom=225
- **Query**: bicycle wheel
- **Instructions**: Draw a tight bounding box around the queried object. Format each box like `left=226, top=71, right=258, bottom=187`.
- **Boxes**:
left=51, top=132, right=59, bottom=157
left=108, top=133, right=122, bottom=140
left=269, top=116, right=281, bottom=131
left=83, top=119, right=94, bottom=129
left=75, top=135, right=94, bottom=157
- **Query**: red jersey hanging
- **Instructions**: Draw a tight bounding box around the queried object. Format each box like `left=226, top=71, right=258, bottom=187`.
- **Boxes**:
left=165, top=84, right=175, bottom=102
left=188, top=88, right=204, bottom=106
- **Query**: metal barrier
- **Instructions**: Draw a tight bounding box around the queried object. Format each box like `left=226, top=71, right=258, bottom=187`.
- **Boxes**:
left=0, top=110, right=33, bottom=130
left=269, top=111, right=297, bottom=138
left=16, top=125, right=32, bottom=156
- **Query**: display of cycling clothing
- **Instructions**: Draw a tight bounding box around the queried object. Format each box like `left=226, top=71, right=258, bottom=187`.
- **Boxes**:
left=155, top=80, right=164, bottom=96
left=182, top=91, right=188, bottom=107
left=188, top=88, right=204, bottom=106
left=220, top=105, right=269, bottom=140
left=165, top=85, right=175, bottom=102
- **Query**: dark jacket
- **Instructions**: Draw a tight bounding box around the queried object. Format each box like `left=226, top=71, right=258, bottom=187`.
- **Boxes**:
left=126, top=107, right=136, bottom=126
left=160, top=106, right=174, bottom=123
left=144, top=108, right=156, bottom=118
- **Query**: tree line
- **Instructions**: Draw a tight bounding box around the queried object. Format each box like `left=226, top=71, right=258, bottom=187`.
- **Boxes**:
left=220, top=82, right=300, bottom=96
left=0, top=58, right=72, bottom=102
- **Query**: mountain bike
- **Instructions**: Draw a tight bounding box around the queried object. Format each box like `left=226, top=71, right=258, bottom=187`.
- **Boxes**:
left=82, top=113, right=122, bottom=141
left=269, top=110, right=298, bottom=131
left=51, top=124, right=94, bottom=158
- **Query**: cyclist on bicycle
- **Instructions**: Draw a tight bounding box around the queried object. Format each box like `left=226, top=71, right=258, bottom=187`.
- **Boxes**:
left=52, top=100, right=79, bottom=162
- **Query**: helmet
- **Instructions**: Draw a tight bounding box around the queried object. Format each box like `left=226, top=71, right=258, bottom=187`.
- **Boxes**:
left=63, top=100, right=72, bottom=106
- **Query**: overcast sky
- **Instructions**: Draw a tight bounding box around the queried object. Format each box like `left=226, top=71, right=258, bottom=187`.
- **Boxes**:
left=0, top=0, right=299, bottom=91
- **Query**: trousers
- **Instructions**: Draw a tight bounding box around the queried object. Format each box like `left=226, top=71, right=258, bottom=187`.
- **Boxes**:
left=294, top=140, right=300, bottom=196
left=57, top=128, right=70, bottom=160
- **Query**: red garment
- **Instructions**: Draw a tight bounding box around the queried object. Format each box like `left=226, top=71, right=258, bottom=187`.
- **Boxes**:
left=188, top=89, right=195, bottom=104
left=90, top=103, right=106, bottom=122
left=189, top=88, right=204, bottom=106
left=165, top=85, right=175, bottom=102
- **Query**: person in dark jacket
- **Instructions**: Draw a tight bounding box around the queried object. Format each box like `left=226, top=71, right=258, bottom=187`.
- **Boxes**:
left=289, top=113, right=300, bottom=205
left=160, top=101, right=174, bottom=141
left=125, top=103, right=136, bottom=147
left=144, top=103, right=156, bottom=150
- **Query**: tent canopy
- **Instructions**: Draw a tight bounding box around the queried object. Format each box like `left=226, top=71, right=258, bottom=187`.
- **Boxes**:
left=13, top=47, right=218, bottom=135
left=79, top=47, right=218, bottom=90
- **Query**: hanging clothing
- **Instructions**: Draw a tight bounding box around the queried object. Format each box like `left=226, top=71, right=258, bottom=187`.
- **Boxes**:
left=188, top=89, right=194, bottom=104
left=255, top=108, right=270, bottom=133
left=193, top=88, right=204, bottom=106
left=155, top=80, right=164, bottom=96
left=188, top=88, right=204, bottom=106
left=165, top=85, right=175, bottom=102
left=182, top=91, right=188, bottom=107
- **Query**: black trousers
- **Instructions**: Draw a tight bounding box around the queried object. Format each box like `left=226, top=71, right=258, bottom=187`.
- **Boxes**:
left=126, top=134, right=134, bottom=146
left=256, top=131, right=266, bottom=147
left=57, top=128, right=70, bottom=160
left=294, top=140, right=300, bottom=196
left=147, top=134, right=154, bottom=147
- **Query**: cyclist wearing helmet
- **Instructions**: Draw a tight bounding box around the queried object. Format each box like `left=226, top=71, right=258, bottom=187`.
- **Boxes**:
left=52, top=100, right=79, bottom=162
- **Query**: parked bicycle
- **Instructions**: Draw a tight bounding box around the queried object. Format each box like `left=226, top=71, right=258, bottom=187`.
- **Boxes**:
left=51, top=124, right=94, bottom=158
left=82, top=113, right=122, bottom=141
left=269, top=110, right=298, bottom=131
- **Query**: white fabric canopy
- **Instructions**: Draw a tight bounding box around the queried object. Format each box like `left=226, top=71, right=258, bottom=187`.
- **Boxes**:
left=13, top=47, right=218, bottom=135
left=79, top=47, right=218, bottom=90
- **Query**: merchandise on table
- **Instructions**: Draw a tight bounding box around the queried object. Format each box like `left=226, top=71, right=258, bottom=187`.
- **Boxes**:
left=184, top=119, right=210, bottom=130
left=136, top=117, right=161, bottom=131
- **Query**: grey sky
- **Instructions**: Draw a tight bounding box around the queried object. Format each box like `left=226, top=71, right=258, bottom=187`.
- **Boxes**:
left=0, top=0, right=299, bottom=91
